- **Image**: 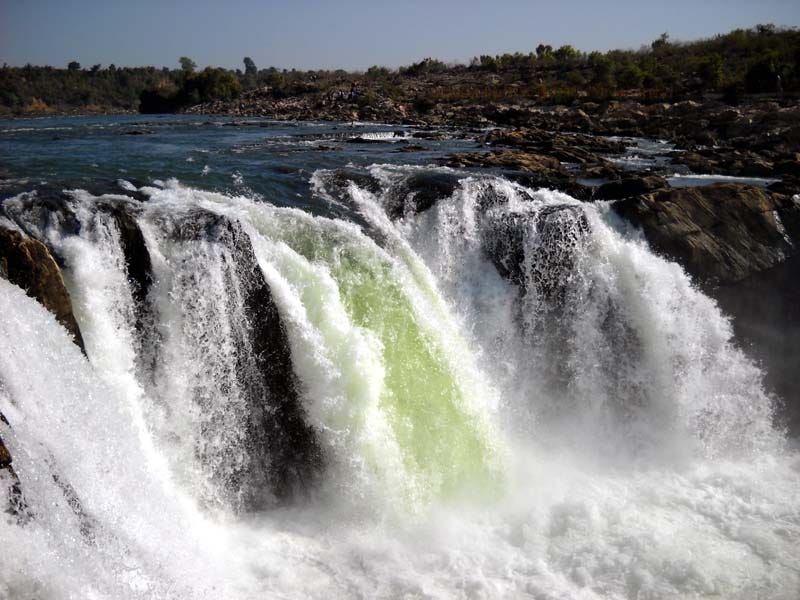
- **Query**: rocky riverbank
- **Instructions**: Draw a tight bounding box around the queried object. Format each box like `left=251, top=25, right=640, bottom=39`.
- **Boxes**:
left=186, top=92, right=799, bottom=194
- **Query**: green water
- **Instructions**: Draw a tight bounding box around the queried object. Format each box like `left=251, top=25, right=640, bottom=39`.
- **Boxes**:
left=250, top=208, right=505, bottom=506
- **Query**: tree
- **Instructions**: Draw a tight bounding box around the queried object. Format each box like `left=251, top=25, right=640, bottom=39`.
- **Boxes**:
left=697, top=54, right=723, bottom=90
left=745, top=50, right=781, bottom=92
left=90, top=64, right=101, bottom=73
left=536, top=44, right=553, bottom=59
left=588, top=51, right=613, bottom=86
left=651, top=32, right=670, bottom=51
left=179, top=56, right=197, bottom=74
left=243, top=57, right=257, bottom=77
left=554, top=45, right=579, bottom=61
left=67, top=61, right=81, bottom=71
left=616, top=64, right=644, bottom=89
left=182, top=67, right=241, bottom=103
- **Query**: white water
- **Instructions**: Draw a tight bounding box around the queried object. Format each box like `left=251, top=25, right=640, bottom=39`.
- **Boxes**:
left=1, top=172, right=799, bottom=599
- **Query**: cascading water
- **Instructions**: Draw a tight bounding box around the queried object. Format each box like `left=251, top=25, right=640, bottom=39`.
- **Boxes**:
left=1, top=169, right=798, bottom=599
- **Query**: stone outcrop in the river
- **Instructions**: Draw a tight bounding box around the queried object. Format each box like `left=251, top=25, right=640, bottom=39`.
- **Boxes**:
left=383, top=171, right=463, bottom=220
left=100, top=201, right=153, bottom=333
left=614, top=183, right=799, bottom=284
left=483, top=203, right=590, bottom=302
left=0, top=225, right=86, bottom=352
left=167, top=209, right=323, bottom=508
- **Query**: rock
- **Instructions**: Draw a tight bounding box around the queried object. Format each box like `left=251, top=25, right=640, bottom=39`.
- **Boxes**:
left=0, top=226, right=86, bottom=352
left=345, top=136, right=384, bottom=144
left=594, top=175, right=667, bottom=200
left=774, top=158, right=800, bottom=178
left=383, top=171, right=463, bottom=219
left=98, top=202, right=153, bottom=332
left=166, top=210, right=323, bottom=507
left=614, top=183, right=798, bottom=284
left=0, top=413, right=28, bottom=519
left=672, top=152, right=720, bottom=174
left=448, top=150, right=565, bottom=177
left=483, top=203, right=590, bottom=301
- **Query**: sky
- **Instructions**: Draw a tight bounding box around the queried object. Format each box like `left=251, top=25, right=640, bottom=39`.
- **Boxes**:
left=1, top=0, right=798, bottom=71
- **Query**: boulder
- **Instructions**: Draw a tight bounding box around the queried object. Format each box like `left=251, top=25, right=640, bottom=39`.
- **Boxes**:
left=483, top=203, right=590, bottom=301
left=0, top=226, right=85, bottom=352
left=613, top=183, right=799, bottom=284
left=98, top=202, right=153, bottom=332
left=166, top=210, right=323, bottom=507
left=383, top=171, right=463, bottom=219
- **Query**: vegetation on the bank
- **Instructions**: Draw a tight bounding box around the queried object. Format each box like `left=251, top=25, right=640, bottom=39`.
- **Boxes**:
left=1, top=24, right=798, bottom=115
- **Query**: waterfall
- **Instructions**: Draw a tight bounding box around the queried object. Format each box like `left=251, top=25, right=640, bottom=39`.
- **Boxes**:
left=1, top=173, right=797, bottom=599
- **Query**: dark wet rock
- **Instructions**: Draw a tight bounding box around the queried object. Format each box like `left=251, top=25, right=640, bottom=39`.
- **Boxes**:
left=328, top=168, right=382, bottom=195
left=594, top=175, right=667, bottom=201
left=0, top=414, right=29, bottom=519
left=614, top=183, right=799, bottom=284
left=412, top=130, right=449, bottom=140
left=1, top=186, right=83, bottom=242
left=672, top=152, right=720, bottom=174
left=167, top=209, right=323, bottom=507
left=483, top=203, right=590, bottom=300
left=506, top=173, right=595, bottom=201
left=581, top=161, right=624, bottom=181
left=0, top=226, right=86, bottom=352
left=345, top=136, right=384, bottom=144
left=98, top=202, right=153, bottom=331
left=383, top=171, right=462, bottom=219
left=122, top=129, right=154, bottom=135
left=774, top=158, right=800, bottom=178
left=768, top=177, right=800, bottom=197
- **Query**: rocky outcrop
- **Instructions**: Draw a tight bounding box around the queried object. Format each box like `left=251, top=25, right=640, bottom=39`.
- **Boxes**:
left=383, top=171, right=463, bottom=219
left=100, top=202, right=153, bottom=332
left=613, top=184, right=800, bottom=284
left=0, top=226, right=85, bottom=352
left=484, top=204, right=590, bottom=302
left=168, top=210, right=323, bottom=507
left=449, top=150, right=566, bottom=177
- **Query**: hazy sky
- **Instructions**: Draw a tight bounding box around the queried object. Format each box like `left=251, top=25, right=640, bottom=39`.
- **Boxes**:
left=2, top=0, right=798, bottom=71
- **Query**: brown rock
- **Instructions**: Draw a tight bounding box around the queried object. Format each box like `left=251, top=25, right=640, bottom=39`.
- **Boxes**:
left=614, top=183, right=799, bottom=284
left=0, top=226, right=85, bottom=351
left=449, top=150, right=565, bottom=176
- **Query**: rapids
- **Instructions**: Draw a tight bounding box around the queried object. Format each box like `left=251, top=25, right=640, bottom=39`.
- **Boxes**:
left=1, top=169, right=799, bottom=599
